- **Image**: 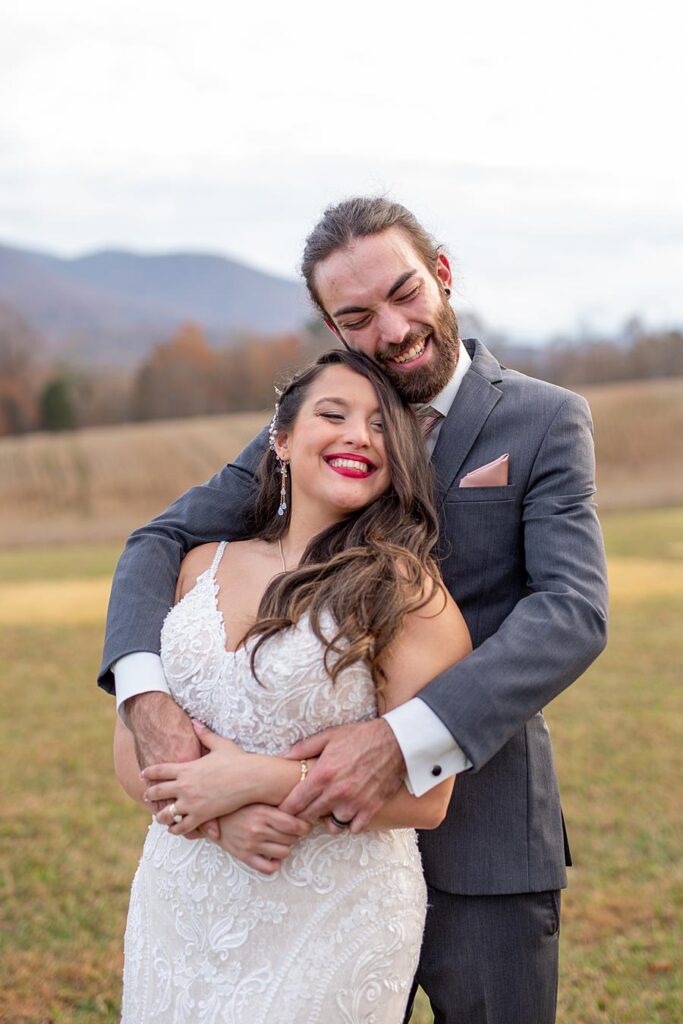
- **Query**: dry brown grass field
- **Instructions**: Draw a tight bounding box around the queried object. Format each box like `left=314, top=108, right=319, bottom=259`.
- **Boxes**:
left=580, top=378, right=683, bottom=511
left=0, top=508, right=681, bottom=1023
left=1, top=374, right=682, bottom=1021
left=1, top=377, right=682, bottom=547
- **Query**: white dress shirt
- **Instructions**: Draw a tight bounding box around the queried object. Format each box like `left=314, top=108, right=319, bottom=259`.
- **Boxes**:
left=382, top=340, right=473, bottom=794
left=114, top=341, right=473, bottom=793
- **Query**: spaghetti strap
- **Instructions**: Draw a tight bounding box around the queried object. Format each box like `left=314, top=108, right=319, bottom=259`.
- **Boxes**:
left=208, top=540, right=228, bottom=579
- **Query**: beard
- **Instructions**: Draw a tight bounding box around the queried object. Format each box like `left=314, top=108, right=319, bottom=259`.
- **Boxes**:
left=376, top=296, right=460, bottom=404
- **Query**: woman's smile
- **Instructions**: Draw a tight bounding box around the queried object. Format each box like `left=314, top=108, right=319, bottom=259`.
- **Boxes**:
left=323, top=452, right=378, bottom=478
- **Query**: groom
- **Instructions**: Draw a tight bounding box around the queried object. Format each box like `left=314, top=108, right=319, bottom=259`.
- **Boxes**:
left=102, top=197, right=608, bottom=1023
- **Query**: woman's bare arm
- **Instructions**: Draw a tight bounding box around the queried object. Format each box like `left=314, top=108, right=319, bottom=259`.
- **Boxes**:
left=114, top=717, right=149, bottom=809
left=141, top=720, right=316, bottom=835
left=367, top=580, right=472, bottom=829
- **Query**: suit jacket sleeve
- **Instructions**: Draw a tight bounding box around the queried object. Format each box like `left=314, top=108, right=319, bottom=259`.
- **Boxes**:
left=419, top=393, right=609, bottom=771
left=98, top=427, right=268, bottom=694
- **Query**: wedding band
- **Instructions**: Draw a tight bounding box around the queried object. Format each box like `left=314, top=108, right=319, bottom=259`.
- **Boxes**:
left=330, top=813, right=351, bottom=829
left=169, top=803, right=183, bottom=824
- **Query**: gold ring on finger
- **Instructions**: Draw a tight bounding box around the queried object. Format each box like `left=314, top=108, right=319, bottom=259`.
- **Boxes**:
left=169, top=802, right=183, bottom=824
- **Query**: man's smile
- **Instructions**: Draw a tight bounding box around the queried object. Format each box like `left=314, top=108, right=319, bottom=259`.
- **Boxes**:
left=383, top=334, right=432, bottom=369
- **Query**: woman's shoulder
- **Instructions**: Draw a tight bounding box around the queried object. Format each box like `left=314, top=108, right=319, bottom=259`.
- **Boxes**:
left=179, top=542, right=221, bottom=578
left=222, top=537, right=270, bottom=559
left=179, top=538, right=268, bottom=574
left=176, top=543, right=223, bottom=600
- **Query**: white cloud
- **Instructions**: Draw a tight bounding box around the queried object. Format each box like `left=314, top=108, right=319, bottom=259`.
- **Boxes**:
left=1, top=0, right=681, bottom=337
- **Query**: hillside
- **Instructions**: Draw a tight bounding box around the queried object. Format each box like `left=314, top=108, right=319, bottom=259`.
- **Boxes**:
left=581, top=377, right=683, bottom=511
left=0, top=242, right=310, bottom=365
left=1, top=378, right=681, bottom=548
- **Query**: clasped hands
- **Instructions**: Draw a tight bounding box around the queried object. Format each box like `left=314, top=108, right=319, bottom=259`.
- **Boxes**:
left=141, top=716, right=404, bottom=873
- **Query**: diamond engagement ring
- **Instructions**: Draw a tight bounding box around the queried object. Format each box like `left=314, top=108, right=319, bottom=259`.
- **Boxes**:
left=169, top=803, right=183, bottom=824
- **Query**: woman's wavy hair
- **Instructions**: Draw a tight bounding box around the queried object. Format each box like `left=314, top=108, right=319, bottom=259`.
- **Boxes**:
left=243, top=349, right=443, bottom=700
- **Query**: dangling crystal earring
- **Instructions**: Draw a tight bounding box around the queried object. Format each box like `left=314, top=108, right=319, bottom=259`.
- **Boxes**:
left=277, top=459, right=288, bottom=517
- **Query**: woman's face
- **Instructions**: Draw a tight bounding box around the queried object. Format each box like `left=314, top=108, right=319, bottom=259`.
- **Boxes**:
left=276, top=364, right=392, bottom=525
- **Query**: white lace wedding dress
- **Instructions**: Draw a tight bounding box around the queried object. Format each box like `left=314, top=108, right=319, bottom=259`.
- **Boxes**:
left=121, top=542, right=427, bottom=1023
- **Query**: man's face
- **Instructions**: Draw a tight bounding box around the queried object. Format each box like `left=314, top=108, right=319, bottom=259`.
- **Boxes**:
left=313, top=227, right=459, bottom=403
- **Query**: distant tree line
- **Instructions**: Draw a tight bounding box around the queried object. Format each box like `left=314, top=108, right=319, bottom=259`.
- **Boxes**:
left=133, top=322, right=320, bottom=420
left=500, top=322, right=683, bottom=388
left=0, top=305, right=328, bottom=436
left=1, top=300, right=682, bottom=437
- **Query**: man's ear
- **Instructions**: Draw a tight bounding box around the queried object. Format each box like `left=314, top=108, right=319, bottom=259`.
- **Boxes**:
left=434, top=251, right=452, bottom=291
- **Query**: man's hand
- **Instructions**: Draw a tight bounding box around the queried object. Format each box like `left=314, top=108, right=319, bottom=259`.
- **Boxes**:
left=281, top=719, right=405, bottom=833
left=125, top=692, right=218, bottom=840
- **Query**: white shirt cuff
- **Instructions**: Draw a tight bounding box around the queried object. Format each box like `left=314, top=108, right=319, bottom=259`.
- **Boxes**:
left=383, top=698, right=472, bottom=797
left=113, top=652, right=171, bottom=725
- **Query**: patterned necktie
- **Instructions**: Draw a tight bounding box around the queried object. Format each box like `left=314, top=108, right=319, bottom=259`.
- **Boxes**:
left=415, top=405, right=441, bottom=442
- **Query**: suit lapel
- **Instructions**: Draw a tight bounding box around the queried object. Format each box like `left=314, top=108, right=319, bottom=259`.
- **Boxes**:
left=431, top=340, right=504, bottom=498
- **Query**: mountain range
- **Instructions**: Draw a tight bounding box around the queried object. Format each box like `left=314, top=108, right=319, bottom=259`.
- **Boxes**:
left=0, top=242, right=311, bottom=366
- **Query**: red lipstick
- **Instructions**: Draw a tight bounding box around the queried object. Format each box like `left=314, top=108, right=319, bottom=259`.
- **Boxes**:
left=323, top=453, right=377, bottom=478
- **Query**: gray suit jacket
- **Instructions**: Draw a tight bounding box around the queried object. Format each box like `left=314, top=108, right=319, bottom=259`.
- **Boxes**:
left=100, top=340, right=608, bottom=896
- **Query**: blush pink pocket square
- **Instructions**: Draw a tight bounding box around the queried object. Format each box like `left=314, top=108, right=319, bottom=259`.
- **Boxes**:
left=459, top=453, right=509, bottom=488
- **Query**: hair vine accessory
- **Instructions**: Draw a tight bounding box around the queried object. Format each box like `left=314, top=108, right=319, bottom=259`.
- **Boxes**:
left=268, top=385, right=288, bottom=517
left=268, top=404, right=279, bottom=452
left=268, top=385, right=283, bottom=453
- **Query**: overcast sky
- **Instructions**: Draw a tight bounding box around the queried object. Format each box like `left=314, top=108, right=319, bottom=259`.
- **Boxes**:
left=2, top=0, right=682, bottom=340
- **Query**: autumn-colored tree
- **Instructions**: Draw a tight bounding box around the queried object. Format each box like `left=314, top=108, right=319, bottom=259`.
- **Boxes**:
left=134, top=323, right=318, bottom=421
left=135, top=322, right=218, bottom=420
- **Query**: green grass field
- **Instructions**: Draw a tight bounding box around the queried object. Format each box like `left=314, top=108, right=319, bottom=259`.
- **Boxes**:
left=1, top=508, right=681, bottom=1022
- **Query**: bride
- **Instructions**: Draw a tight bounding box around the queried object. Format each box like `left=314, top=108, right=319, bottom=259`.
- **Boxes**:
left=113, top=349, right=471, bottom=1023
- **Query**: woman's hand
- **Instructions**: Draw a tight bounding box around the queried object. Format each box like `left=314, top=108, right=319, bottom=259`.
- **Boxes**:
left=212, top=805, right=312, bottom=875
left=142, top=721, right=251, bottom=835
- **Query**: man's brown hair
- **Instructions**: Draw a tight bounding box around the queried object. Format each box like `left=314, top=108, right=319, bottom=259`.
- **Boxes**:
left=301, top=196, right=442, bottom=315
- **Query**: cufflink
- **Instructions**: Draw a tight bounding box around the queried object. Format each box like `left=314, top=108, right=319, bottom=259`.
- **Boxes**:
left=431, top=765, right=442, bottom=777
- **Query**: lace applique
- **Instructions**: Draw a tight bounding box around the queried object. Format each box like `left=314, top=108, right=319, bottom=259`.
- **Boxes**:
left=122, top=545, right=427, bottom=1022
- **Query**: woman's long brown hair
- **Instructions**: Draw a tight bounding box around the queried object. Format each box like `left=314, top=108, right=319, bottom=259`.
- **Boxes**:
left=243, top=349, right=443, bottom=699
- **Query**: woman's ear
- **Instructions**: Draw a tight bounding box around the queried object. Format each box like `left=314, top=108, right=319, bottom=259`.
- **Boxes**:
left=274, top=431, right=290, bottom=463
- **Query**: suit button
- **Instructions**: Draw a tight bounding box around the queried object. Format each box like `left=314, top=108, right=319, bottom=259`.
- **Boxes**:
left=431, top=765, right=442, bottom=777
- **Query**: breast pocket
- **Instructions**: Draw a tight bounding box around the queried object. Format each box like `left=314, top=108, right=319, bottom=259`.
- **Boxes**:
left=448, top=485, right=516, bottom=503
left=439, top=485, right=521, bottom=640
